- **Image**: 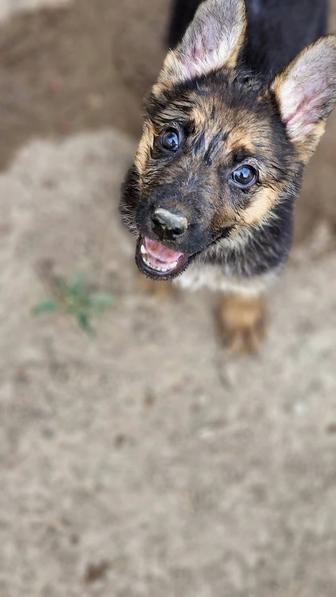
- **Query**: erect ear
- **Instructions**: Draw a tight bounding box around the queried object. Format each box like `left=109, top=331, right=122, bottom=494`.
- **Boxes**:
left=157, top=0, right=247, bottom=87
left=271, top=36, right=336, bottom=162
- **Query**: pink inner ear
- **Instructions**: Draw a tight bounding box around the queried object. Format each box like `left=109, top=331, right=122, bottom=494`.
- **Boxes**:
left=275, top=39, right=336, bottom=143
left=284, top=78, right=328, bottom=138
left=285, top=95, right=322, bottom=126
left=190, top=36, right=207, bottom=63
left=182, top=16, right=222, bottom=78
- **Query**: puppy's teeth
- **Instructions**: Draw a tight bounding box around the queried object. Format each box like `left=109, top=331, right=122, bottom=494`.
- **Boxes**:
left=142, top=254, right=179, bottom=274
left=140, top=245, right=146, bottom=255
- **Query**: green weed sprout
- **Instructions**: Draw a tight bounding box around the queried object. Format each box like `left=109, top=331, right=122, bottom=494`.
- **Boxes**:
left=32, top=273, right=115, bottom=335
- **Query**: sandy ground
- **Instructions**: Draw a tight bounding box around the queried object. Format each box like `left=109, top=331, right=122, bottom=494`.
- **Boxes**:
left=0, top=1, right=336, bottom=596
left=0, top=0, right=70, bottom=21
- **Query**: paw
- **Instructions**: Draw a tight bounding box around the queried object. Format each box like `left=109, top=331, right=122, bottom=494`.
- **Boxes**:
left=136, top=273, right=176, bottom=299
left=217, top=294, right=267, bottom=355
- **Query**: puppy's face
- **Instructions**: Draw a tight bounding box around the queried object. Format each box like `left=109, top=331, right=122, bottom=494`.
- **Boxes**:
left=120, top=0, right=336, bottom=280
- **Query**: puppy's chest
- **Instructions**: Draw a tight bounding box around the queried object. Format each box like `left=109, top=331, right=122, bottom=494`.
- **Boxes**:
left=175, top=262, right=278, bottom=296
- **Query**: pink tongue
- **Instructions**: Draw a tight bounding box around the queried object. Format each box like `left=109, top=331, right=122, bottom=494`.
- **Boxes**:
left=145, top=237, right=184, bottom=263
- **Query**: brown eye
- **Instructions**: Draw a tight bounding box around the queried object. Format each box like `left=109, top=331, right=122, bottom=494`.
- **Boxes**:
left=160, top=128, right=181, bottom=152
left=232, top=165, right=258, bottom=188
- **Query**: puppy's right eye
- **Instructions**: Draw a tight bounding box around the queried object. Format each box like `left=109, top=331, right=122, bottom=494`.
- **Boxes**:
left=159, top=128, right=181, bottom=152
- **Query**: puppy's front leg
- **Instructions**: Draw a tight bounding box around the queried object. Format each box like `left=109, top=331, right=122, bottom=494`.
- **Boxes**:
left=216, top=293, right=267, bottom=355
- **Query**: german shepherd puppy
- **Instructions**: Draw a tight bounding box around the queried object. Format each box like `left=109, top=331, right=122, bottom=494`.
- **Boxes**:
left=120, top=0, right=336, bottom=353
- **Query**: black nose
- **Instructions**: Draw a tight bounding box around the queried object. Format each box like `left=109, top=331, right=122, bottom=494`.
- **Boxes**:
left=151, top=208, right=188, bottom=241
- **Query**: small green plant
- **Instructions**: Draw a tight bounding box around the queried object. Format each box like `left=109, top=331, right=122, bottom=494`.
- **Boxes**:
left=32, top=273, right=115, bottom=335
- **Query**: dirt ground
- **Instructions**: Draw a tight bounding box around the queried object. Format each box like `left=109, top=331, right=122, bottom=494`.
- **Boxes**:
left=0, top=1, right=336, bottom=596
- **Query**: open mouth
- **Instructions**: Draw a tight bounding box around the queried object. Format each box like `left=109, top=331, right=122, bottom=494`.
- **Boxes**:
left=136, top=236, right=190, bottom=279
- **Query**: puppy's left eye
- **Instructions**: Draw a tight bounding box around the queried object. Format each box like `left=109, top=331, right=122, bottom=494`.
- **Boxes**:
left=160, top=128, right=181, bottom=152
left=231, top=165, right=258, bottom=188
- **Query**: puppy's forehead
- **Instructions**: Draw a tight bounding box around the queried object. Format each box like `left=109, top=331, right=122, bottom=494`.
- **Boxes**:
left=152, top=86, right=275, bottom=156
left=190, top=92, right=263, bottom=152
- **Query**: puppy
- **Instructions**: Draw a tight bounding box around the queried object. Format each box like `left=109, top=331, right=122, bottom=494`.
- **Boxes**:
left=120, top=0, right=336, bottom=353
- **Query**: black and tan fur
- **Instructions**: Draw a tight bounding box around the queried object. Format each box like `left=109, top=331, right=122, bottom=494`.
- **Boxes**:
left=121, top=0, right=336, bottom=353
